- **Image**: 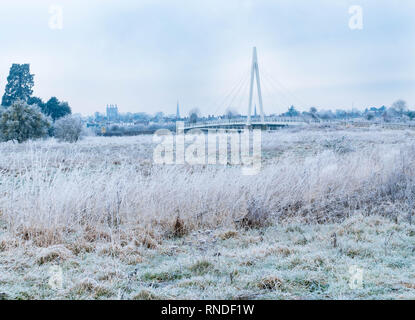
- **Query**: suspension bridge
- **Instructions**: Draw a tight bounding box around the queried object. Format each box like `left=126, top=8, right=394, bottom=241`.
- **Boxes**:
left=183, top=47, right=311, bottom=132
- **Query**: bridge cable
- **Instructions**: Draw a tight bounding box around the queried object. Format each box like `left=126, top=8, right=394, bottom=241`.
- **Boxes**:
left=261, top=68, right=309, bottom=109
left=211, top=70, right=250, bottom=116
left=226, top=74, right=250, bottom=114
left=261, top=71, right=297, bottom=108
left=210, top=71, right=247, bottom=116
left=261, top=68, right=303, bottom=107
left=235, top=75, right=251, bottom=116
left=192, top=70, right=248, bottom=118
left=261, top=73, right=295, bottom=113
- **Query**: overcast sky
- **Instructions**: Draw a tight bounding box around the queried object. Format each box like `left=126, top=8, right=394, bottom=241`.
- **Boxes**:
left=0, top=0, right=414, bottom=116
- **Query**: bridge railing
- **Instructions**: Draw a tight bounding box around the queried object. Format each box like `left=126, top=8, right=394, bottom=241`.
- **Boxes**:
left=183, top=117, right=415, bottom=129
left=184, top=116, right=312, bottom=127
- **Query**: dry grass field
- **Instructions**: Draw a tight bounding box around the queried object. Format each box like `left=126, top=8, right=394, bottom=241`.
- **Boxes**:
left=1, top=125, right=415, bottom=299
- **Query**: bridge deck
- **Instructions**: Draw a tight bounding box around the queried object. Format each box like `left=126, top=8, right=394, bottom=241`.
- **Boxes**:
left=183, top=118, right=307, bottom=132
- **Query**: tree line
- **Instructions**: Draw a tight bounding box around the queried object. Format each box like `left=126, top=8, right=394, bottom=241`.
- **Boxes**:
left=279, top=100, right=413, bottom=122
left=0, top=64, right=82, bottom=143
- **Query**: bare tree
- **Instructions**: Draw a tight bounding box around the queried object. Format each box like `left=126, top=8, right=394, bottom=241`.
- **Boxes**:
left=392, top=100, right=407, bottom=114
left=189, top=108, right=200, bottom=124
left=53, top=114, right=84, bottom=143
left=225, top=107, right=239, bottom=119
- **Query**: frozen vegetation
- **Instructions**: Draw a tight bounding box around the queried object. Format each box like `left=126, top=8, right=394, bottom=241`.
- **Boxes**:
left=1, top=125, right=415, bottom=299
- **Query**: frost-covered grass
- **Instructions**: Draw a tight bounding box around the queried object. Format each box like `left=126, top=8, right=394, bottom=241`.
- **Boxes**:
left=1, top=214, right=415, bottom=299
left=1, top=126, right=415, bottom=299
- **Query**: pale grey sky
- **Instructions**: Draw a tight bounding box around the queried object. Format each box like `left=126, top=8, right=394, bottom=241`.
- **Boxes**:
left=0, top=0, right=414, bottom=116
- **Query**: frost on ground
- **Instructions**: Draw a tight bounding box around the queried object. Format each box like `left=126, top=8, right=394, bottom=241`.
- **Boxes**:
left=1, top=126, right=415, bottom=299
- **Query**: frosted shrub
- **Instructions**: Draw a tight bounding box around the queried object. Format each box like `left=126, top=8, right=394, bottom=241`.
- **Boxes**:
left=53, top=115, right=84, bottom=143
left=321, top=136, right=354, bottom=154
left=0, top=101, right=50, bottom=143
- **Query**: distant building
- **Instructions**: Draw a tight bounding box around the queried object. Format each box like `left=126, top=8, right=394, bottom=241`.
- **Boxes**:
left=94, top=111, right=105, bottom=122
left=106, top=104, right=119, bottom=121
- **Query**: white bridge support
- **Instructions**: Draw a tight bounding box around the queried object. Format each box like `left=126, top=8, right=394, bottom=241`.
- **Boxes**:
left=182, top=47, right=311, bottom=132
left=247, top=47, right=265, bottom=126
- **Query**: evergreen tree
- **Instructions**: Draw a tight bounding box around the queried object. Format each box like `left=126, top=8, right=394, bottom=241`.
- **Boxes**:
left=27, top=96, right=46, bottom=113
left=44, top=97, right=71, bottom=121
left=284, top=105, right=300, bottom=117
left=1, top=64, right=34, bottom=107
left=0, top=100, right=50, bottom=143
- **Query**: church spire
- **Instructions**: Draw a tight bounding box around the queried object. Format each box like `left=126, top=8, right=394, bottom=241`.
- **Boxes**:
left=176, top=100, right=180, bottom=119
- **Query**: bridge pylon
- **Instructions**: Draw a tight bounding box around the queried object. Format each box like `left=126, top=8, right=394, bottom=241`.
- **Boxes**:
left=247, top=47, right=265, bottom=126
